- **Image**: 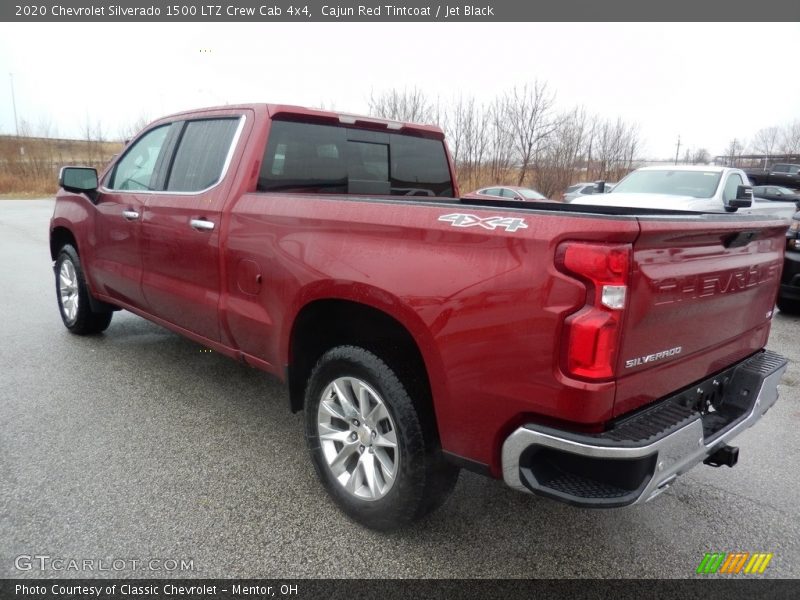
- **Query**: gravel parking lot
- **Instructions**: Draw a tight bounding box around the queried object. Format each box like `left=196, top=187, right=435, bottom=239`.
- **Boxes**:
left=1, top=199, right=799, bottom=578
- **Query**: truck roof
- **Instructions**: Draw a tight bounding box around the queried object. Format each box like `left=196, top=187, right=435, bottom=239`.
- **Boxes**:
left=158, top=103, right=446, bottom=140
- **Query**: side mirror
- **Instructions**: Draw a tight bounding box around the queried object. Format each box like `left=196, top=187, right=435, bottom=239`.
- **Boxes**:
left=59, top=167, right=98, bottom=194
left=594, top=180, right=606, bottom=194
left=725, top=185, right=753, bottom=211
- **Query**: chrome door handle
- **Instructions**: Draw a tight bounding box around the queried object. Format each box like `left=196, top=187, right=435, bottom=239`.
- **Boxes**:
left=122, top=210, right=140, bottom=221
left=190, top=218, right=215, bottom=231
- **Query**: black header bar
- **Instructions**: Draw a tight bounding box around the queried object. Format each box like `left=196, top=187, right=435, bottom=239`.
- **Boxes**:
left=3, top=0, right=800, bottom=22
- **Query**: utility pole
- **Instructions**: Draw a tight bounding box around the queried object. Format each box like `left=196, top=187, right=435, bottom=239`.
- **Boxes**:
left=9, top=72, right=19, bottom=136
left=674, top=135, right=681, bottom=165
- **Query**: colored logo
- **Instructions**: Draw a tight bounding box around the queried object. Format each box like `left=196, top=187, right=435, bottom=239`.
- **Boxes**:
left=696, top=552, right=773, bottom=575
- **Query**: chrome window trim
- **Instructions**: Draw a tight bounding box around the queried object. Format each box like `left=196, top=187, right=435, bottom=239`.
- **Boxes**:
left=99, top=115, right=246, bottom=197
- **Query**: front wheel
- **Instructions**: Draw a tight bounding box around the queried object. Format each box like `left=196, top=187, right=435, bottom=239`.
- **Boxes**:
left=55, top=245, right=113, bottom=335
left=304, top=346, right=458, bottom=530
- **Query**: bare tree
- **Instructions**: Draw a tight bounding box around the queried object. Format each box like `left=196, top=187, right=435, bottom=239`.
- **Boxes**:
left=444, top=95, right=491, bottom=191
left=724, top=138, right=744, bottom=166
left=689, top=148, right=710, bottom=164
left=780, top=120, right=800, bottom=156
left=536, top=107, right=588, bottom=197
left=480, top=98, right=511, bottom=185
left=752, top=126, right=780, bottom=157
left=118, top=112, right=152, bottom=142
left=593, top=117, right=640, bottom=182
left=504, top=82, right=557, bottom=186
left=367, top=87, right=433, bottom=123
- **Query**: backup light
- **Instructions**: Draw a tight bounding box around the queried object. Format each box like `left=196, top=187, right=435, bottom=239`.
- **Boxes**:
left=601, top=285, right=627, bottom=310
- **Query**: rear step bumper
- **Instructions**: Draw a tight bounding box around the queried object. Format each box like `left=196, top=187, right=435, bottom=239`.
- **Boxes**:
left=501, top=350, right=787, bottom=507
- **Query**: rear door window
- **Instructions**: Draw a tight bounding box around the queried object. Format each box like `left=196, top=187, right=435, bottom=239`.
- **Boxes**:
left=166, top=118, right=240, bottom=192
left=258, top=120, right=453, bottom=197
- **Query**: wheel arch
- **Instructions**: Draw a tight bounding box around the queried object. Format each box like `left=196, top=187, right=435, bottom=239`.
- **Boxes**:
left=50, top=224, right=118, bottom=313
left=286, top=296, right=445, bottom=447
left=50, top=226, right=78, bottom=260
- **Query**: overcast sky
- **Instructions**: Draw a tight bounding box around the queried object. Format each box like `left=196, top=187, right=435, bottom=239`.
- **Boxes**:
left=0, top=22, right=798, bottom=158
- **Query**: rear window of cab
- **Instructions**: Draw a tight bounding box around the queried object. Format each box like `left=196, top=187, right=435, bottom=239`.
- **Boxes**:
left=258, top=120, right=454, bottom=197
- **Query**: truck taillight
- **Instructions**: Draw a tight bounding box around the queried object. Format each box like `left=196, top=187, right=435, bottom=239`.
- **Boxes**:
left=556, top=242, right=631, bottom=380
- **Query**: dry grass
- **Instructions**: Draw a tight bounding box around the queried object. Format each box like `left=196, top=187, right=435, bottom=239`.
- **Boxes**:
left=0, top=135, right=122, bottom=196
left=0, top=172, right=56, bottom=196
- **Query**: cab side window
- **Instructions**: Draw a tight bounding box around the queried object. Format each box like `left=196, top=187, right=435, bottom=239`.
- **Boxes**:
left=722, top=174, right=743, bottom=203
left=108, top=125, right=170, bottom=191
left=166, top=118, right=240, bottom=192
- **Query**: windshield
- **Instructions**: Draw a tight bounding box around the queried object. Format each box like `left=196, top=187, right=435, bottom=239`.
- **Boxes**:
left=612, top=170, right=722, bottom=198
left=519, top=188, right=546, bottom=200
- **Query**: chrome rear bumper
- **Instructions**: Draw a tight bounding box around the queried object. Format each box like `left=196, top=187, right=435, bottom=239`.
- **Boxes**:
left=502, top=350, right=787, bottom=507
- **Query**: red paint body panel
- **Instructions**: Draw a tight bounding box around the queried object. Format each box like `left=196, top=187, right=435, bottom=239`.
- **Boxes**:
left=613, top=219, right=785, bottom=416
left=50, top=104, right=787, bottom=477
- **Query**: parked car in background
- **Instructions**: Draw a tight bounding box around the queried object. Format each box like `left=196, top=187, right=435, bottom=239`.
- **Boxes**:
left=753, top=185, right=800, bottom=206
left=562, top=181, right=615, bottom=202
left=744, top=163, right=800, bottom=188
left=778, top=210, right=800, bottom=315
left=577, top=166, right=798, bottom=219
left=464, top=185, right=551, bottom=202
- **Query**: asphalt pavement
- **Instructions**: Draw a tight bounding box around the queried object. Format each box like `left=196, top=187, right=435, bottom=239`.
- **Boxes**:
left=1, top=199, right=799, bottom=578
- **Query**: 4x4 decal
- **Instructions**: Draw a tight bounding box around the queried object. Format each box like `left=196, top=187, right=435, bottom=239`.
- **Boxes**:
left=438, top=213, right=529, bottom=232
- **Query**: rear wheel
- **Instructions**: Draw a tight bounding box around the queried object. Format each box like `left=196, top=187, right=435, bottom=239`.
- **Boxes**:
left=55, top=245, right=113, bottom=335
left=304, top=345, right=458, bottom=530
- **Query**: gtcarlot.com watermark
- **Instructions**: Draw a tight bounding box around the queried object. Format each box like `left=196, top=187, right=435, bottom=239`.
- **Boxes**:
left=15, top=554, right=196, bottom=572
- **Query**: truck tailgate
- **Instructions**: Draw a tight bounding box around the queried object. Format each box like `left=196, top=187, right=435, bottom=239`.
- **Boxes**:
left=613, top=215, right=787, bottom=417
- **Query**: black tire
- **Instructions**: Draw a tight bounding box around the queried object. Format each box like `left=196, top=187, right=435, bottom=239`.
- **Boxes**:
left=777, top=297, right=800, bottom=315
left=304, top=345, right=459, bottom=530
left=55, top=245, right=113, bottom=335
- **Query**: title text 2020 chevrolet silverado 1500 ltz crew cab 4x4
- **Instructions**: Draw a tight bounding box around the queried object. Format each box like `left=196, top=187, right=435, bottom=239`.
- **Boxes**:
left=51, top=104, right=788, bottom=529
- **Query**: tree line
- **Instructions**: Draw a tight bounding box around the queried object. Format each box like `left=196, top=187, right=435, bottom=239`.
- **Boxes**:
left=723, top=121, right=800, bottom=166
left=367, top=84, right=641, bottom=197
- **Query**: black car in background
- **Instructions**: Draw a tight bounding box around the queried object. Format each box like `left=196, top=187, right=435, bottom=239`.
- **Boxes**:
left=754, top=185, right=800, bottom=206
left=778, top=210, right=800, bottom=315
left=745, top=163, right=800, bottom=188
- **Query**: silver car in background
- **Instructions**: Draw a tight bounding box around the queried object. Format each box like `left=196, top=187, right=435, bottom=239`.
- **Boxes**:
left=576, top=166, right=797, bottom=220
left=562, top=181, right=615, bottom=202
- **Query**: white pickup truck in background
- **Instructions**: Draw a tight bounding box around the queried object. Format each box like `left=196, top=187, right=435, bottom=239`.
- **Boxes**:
left=577, top=165, right=798, bottom=220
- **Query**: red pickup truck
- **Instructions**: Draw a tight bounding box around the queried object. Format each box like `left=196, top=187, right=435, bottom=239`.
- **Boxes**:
left=50, top=104, right=789, bottom=530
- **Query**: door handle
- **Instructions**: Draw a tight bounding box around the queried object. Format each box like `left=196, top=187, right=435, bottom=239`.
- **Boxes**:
left=190, top=218, right=215, bottom=231
left=122, top=209, right=140, bottom=221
